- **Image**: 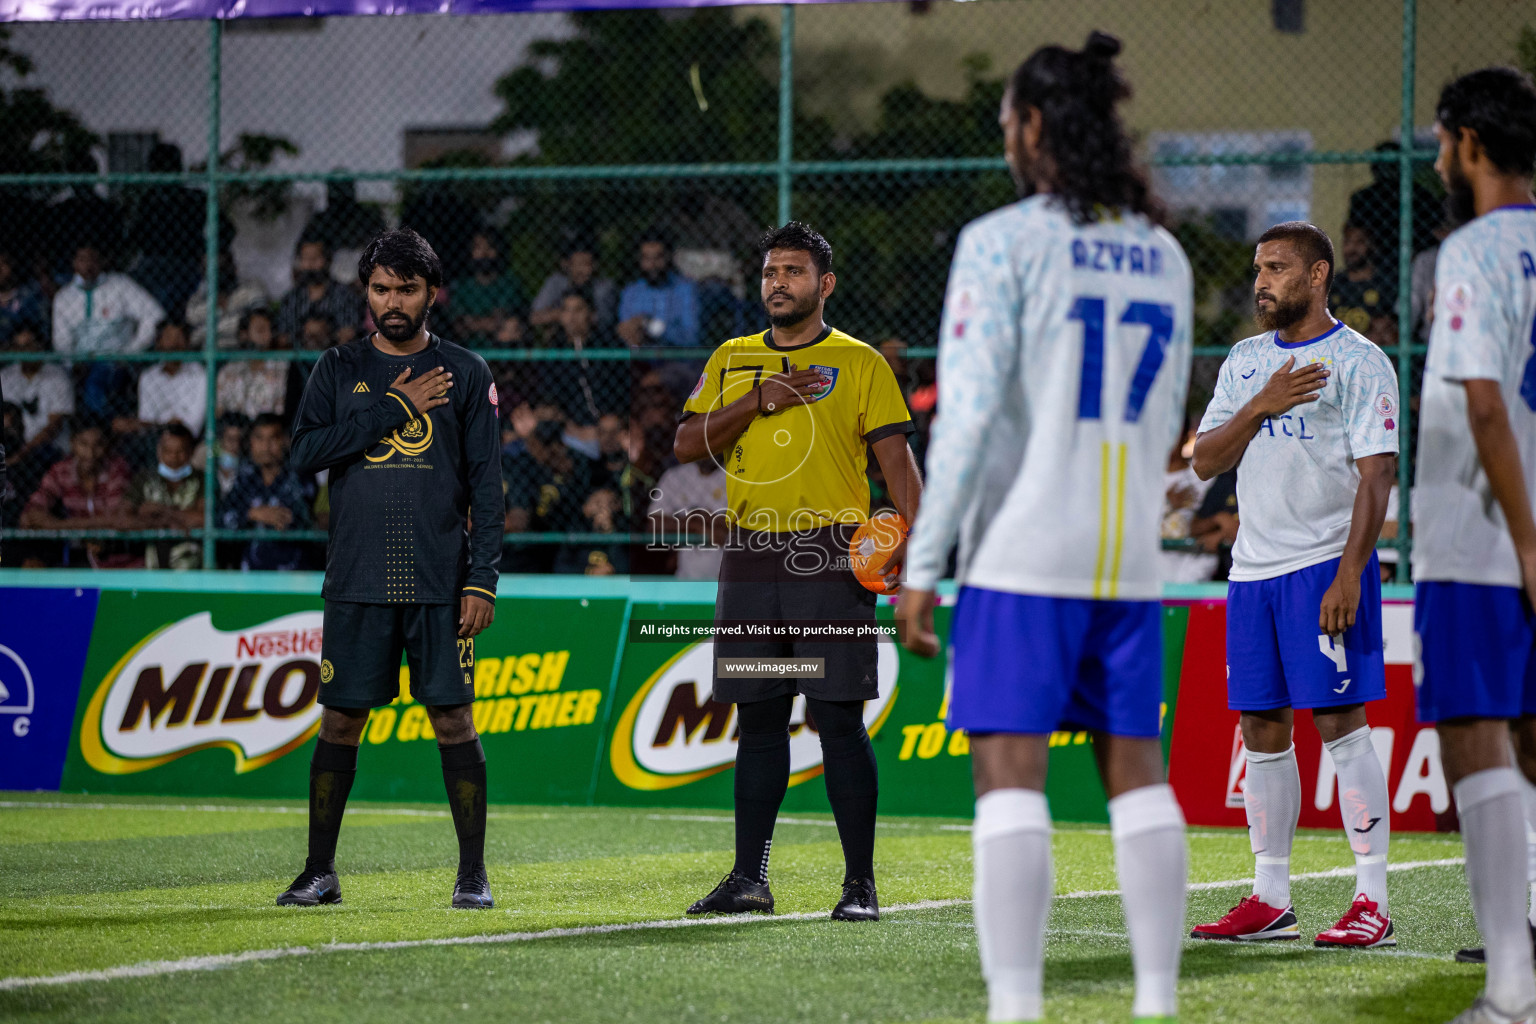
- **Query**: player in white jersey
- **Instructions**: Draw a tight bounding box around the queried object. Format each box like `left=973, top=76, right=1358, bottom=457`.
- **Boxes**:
left=1188, top=221, right=1400, bottom=949
left=898, top=31, right=1192, bottom=1024
left=1411, top=66, right=1536, bottom=1024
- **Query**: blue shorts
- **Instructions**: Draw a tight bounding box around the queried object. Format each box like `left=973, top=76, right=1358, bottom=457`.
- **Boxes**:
left=947, top=586, right=1163, bottom=738
left=1415, top=581, right=1536, bottom=722
left=1226, top=554, right=1385, bottom=711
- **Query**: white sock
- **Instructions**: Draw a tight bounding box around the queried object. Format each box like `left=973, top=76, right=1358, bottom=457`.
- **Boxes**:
left=1456, top=768, right=1536, bottom=1015
left=1325, top=726, right=1391, bottom=913
left=1518, top=769, right=1536, bottom=928
left=1110, top=783, right=1188, bottom=1020
left=973, top=788, right=1052, bottom=1023
left=1243, top=745, right=1301, bottom=908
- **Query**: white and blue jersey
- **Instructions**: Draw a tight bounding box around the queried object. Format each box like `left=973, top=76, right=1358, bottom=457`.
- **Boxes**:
left=1198, top=320, right=1397, bottom=711
left=1198, top=322, right=1400, bottom=582
left=1413, top=205, right=1536, bottom=722
left=906, top=195, right=1193, bottom=737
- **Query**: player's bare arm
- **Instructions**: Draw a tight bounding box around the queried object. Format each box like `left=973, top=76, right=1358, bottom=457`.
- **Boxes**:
left=1465, top=378, right=1536, bottom=611
left=1319, top=452, right=1396, bottom=635
left=672, top=364, right=824, bottom=463
left=896, top=585, right=939, bottom=659
left=458, top=593, right=494, bottom=638
left=870, top=433, right=922, bottom=592
left=1192, top=355, right=1329, bottom=479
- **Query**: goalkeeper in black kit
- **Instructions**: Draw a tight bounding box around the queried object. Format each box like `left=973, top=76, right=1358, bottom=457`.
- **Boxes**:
left=276, top=229, right=504, bottom=909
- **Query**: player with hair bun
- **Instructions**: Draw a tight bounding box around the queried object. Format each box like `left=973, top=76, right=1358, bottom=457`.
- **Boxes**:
left=900, top=31, right=1193, bottom=1024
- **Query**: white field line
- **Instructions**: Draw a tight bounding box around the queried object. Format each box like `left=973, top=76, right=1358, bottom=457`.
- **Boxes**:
left=938, top=823, right=1466, bottom=845
left=0, top=800, right=571, bottom=822
left=0, top=858, right=1465, bottom=992
left=2, top=804, right=1467, bottom=845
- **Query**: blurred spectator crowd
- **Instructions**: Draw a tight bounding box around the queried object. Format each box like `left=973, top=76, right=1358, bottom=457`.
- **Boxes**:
left=1, top=143, right=1435, bottom=579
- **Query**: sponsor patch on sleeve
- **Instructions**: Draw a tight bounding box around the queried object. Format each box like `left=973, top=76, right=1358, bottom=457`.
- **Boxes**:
left=689, top=372, right=706, bottom=400
left=488, top=382, right=499, bottom=407
left=1444, top=280, right=1473, bottom=314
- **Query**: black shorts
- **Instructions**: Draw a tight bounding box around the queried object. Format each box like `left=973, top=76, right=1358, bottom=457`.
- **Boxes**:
left=711, top=523, right=878, bottom=704
left=319, top=601, right=475, bottom=709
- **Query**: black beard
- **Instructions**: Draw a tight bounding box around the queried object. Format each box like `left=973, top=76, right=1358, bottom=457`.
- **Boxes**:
left=765, top=292, right=819, bottom=329
left=1010, top=162, right=1037, bottom=201
left=1446, top=180, right=1476, bottom=228
left=1254, top=290, right=1310, bottom=332
left=377, top=307, right=427, bottom=343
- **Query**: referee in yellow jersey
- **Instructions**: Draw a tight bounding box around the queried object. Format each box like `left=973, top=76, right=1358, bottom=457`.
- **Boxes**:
left=673, top=222, right=923, bottom=921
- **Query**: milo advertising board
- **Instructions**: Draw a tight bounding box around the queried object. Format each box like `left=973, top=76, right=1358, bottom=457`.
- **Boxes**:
left=11, top=570, right=1189, bottom=826
left=60, top=587, right=626, bottom=804
left=593, top=601, right=1189, bottom=820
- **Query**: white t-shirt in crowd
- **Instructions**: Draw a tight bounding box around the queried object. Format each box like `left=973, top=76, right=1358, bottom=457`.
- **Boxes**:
left=1, top=363, right=75, bottom=442
left=651, top=461, right=728, bottom=581
left=138, top=362, right=209, bottom=436
left=1159, top=464, right=1217, bottom=583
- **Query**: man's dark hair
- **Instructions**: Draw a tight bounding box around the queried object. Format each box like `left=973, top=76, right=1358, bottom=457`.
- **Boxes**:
left=237, top=307, right=274, bottom=334
left=160, top=422, right=195, bottom=448
left=301, top=311, right=338, bottom=330
left=559, top=289, right=592, bottom=308
left=296, top=235, right=334, bottom=261
left=68, top=414, right=107, bottom=437
left=10, top=319, right=46, bottom=346
left=560, top=232, right=597, bottom=259
left=252, top=412, right=287, bottom=435
left=759, top=222, right=833, bottom=276
left=357, top=228, right=443, bottom=289
left=636, top=228, right=673, bottom=252
left=155, top=318, right=191, bottom=341
left=217, top=411, right=250, bottom=435
left=1009, top=31, right=1163, bottom=226
left=1437, top=66, right=1536, bottom=177
left=1258, top=221, right=1336, bottom=292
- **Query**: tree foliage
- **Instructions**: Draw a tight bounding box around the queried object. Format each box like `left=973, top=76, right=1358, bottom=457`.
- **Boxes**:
left=0, top=26, right=98, bottom=176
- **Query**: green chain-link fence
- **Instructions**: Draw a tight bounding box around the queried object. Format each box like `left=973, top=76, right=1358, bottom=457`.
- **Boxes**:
left=0, top=1, right=1532, bottom=578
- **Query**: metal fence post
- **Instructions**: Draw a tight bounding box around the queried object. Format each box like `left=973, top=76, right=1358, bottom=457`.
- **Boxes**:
left=777, top=4, right=794, bottom=227
left=202, top=18, right=223, bottom=570
left=1394, top=0, right=1416, bottom=583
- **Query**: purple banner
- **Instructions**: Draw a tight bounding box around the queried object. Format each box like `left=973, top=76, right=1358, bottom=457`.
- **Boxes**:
left=1, top=0, right=862, bottom=21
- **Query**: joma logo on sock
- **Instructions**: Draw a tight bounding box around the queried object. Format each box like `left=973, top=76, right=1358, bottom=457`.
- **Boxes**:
left=79, top=611, right=324, bottom=776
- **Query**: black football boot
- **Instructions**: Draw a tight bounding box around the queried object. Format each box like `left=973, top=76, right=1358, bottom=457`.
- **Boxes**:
left=831, top=878, right=880, bottom=922
left=452, top=864, right=495, bottom=909
left=276, top=865, right=342, bottom=907
left=686, top=871, right=775, bottom=915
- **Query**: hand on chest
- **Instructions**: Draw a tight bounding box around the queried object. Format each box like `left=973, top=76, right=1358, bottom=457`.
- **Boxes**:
left=349, top=358, right=458, bottom=464
left=1241, top=351, right=1344, bottom=444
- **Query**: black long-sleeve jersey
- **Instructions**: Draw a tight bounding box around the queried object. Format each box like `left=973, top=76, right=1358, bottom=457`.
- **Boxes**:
left=291, top=333, right=502, bottom=605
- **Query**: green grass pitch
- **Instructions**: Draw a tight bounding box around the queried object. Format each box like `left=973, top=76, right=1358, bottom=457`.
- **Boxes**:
left=0, top=792, right=1490, bottom=1022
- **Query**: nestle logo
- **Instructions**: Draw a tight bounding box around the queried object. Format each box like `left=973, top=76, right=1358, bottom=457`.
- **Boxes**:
left=236, top=628, right=323, bottom=660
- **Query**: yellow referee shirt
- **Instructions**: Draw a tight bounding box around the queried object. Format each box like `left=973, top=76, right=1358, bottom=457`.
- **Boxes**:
left=682, top=326, right=914, bottom=533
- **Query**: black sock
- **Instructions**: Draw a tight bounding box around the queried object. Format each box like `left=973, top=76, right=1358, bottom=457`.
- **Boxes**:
left=809, top=698, right=878, bottom=884
left=306, top=739, right=358, bottom=873
left=439, top=737, right=487, bottom=872
left=731, top=695, right=793, bottom=884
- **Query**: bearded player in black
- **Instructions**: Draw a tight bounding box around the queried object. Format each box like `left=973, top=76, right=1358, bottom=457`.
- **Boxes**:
left=276, top=229, right=503, bottom=909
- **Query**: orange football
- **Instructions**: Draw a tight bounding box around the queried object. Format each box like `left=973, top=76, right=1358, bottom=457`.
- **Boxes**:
left=849, top=513, right=908, bottom=593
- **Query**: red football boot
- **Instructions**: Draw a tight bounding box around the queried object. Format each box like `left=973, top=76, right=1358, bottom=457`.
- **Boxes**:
left=1314, top=894, right=1395, bottom=948
left=1190, top=894, right=1301, bottom=941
